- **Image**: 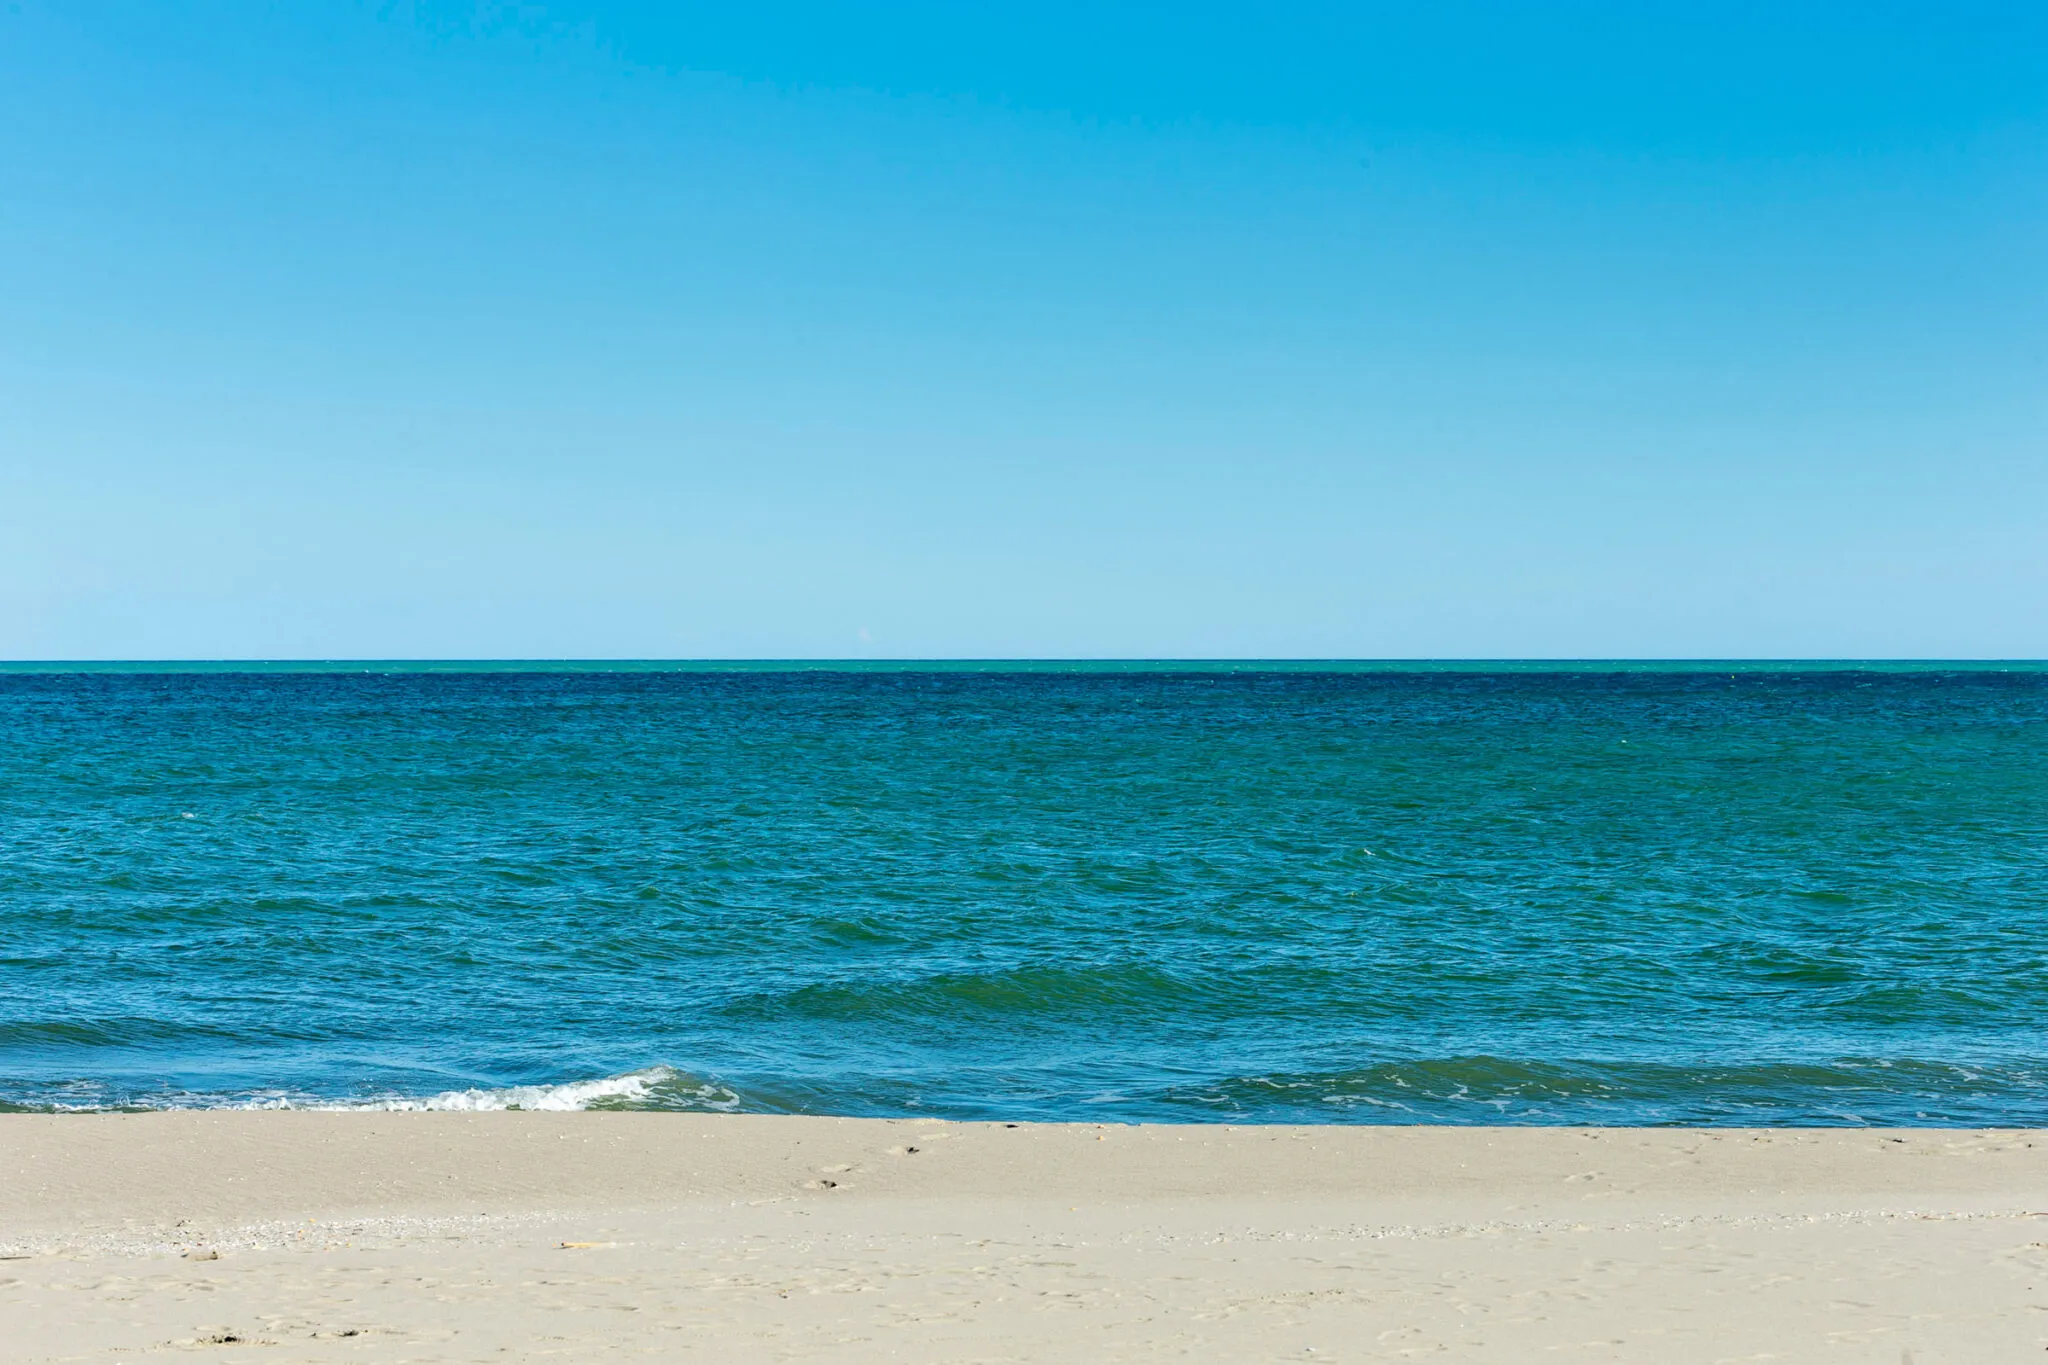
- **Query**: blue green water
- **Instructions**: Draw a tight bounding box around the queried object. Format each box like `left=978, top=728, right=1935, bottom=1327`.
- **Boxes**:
left=4, top=665, right=2046, bottom=1124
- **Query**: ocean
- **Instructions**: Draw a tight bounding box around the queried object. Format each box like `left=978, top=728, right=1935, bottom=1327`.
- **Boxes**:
left=3, top=662, right=2045, bottom=1125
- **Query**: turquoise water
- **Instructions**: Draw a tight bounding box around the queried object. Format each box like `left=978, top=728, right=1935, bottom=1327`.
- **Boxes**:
left=4, top=665, right=2046, bottom=1124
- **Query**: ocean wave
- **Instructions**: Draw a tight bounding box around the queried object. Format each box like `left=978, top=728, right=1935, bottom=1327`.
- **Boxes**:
left=1153, top=1054, right=2048, bottom=1125
left=255, top=1066, right=743, bottom=1113
left=0, top=1067, right=746, bottom=1115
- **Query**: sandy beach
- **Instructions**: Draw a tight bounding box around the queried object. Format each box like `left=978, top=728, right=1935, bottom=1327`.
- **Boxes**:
left=1, top=1116, right=2043, bottom=1361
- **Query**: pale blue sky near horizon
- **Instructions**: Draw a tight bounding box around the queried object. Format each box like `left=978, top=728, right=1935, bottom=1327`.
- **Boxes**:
left=2, top=2, right=2044, bottom=660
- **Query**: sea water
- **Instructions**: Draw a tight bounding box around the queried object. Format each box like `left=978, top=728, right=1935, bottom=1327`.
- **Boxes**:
left=3, top=663, right=2045, bottom=1124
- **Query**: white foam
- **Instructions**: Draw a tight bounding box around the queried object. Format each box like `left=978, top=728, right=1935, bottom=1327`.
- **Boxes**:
left=247, top=1066, right=740, bottom=1113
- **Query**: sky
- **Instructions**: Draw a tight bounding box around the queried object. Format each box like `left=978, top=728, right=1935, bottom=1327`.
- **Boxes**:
left=1, top=2, right=2044, bottom=659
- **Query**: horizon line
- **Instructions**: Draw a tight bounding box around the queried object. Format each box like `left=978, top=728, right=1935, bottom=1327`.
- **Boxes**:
left=3, top=657, right=2045, bottom=675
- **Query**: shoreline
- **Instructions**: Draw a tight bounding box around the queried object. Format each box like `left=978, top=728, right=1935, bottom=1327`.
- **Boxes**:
left=6, top=1115, right=2047, bottom=1360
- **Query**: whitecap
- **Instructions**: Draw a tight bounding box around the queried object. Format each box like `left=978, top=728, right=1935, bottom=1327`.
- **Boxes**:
left=249, top=1066, right=741, bottom=1113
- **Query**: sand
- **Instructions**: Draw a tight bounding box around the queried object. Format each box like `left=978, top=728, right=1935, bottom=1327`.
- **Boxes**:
left=4, top=1115, right=2046, bottom=1362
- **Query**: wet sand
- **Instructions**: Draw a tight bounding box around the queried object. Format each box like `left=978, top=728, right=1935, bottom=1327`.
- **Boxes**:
left=5, top=1114, right=2047, bottom=1361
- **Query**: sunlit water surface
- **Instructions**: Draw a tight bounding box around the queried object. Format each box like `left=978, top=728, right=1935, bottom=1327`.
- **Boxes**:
left=4, top=665, right=2045, bottom=1124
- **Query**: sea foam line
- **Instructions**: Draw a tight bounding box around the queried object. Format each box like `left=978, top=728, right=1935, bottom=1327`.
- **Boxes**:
left=244, top=1066, right=739, bottom=1113
left=0, top=1066, right=744, bottom=1115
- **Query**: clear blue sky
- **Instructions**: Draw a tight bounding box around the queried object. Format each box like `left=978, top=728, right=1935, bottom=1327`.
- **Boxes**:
left=2, top=2, right=2043, bottom=659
